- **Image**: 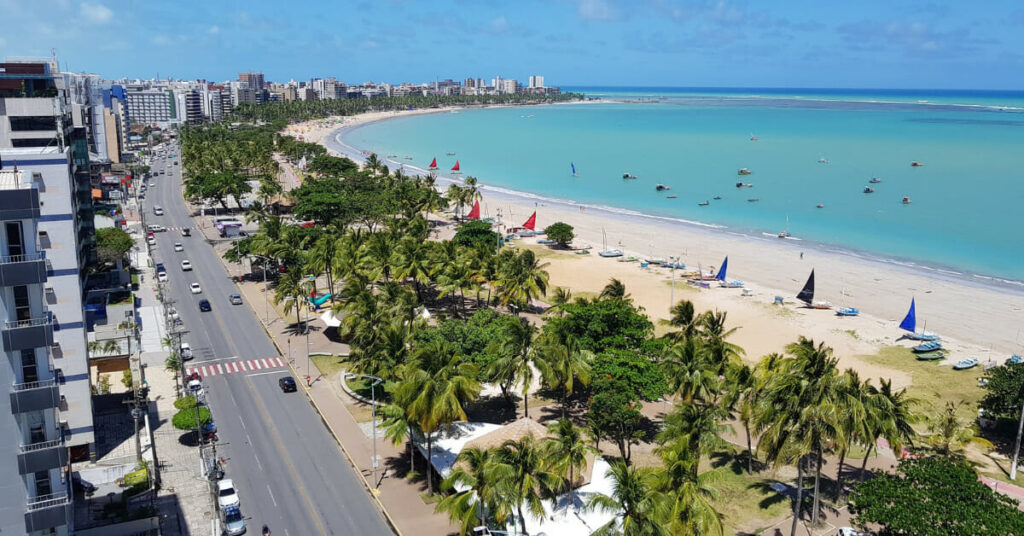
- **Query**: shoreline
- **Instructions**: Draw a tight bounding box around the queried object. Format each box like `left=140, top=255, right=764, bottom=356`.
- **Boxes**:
left=290, top=106, right=1024, bottom=381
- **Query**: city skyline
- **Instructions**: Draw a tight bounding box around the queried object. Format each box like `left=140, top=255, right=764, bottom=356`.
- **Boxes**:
left=2, top=0, right=1024, bottom=89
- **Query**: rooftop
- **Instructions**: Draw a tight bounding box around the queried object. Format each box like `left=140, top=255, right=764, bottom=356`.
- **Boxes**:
left=0, top=169, right=31, bottom=190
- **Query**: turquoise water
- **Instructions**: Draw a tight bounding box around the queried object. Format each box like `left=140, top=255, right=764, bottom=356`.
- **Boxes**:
left=342, top=94, right=1024, bottom=282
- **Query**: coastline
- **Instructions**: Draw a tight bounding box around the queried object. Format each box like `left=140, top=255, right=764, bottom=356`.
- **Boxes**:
left=292, top=106, right=1024, bottom=386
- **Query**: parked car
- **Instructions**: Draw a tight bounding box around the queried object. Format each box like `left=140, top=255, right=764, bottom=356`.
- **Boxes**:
left=167, top=307, right=180, bottom=322
left=181, top=228, right=191, bottom=237
left=147, top=236, right=156, bottom=246
left=187, top=378, right=203, bottom=396
left=190, top=283, right=202, bottom=294
left=180, top=260, right=192, bottom=271
left=221, top=505, right=245, bottom=536
left=174, top=242, right=184, bottom=252
left=229, top=294, right=243, bottom=305
left=199, top=299, right=211, bottom=312
left=157, top=271, right=168, bottom=283
left=147, top=224, right=166, bottom=232
left=216, top=479, right=241, bottom=509
left=180, top=342, right=193, bottom=360
left=279, top=376, right=297, bottom=392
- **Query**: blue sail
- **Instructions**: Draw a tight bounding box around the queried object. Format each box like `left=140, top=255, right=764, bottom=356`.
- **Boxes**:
left=571, top=162, right=576, bottom=175
left=715, top=256, right=728, bottom=282
left=899, top=298, right=916, bottom=333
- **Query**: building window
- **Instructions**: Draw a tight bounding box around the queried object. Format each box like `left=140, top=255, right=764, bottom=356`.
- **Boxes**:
left=5, top=221, right=24, bottom=257
left=13, top=285, right=31, bottom=321
left=21, top=349, right=38, bottom=383
left=11, top=137, right=56, bottom=148
left=30, top=422, right=45, bottom=444
left=9, top=116, right=57, bottom=131
left=34, top=471, right=52, bottom=497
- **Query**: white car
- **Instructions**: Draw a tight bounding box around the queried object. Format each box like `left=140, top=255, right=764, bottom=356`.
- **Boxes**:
left=189, top=282, right=202, bottom=294
left=179, top=342, right=192, bottom=360
left=147, top=224, right=166, bottom=233
left=167, top=307, right=180, bottom=322
left=180, top=260, right=192, bottom=271
left=157, top=271, right=168, bottom=283
left=216, top=479, right=241, bottom=509
left=153, top=206, right=164, bottom=216
left=173, top=242, right=184, bottom=252
left=187, top=378, right=203, bottom=397
left=147, top=237, right=156, bottom=246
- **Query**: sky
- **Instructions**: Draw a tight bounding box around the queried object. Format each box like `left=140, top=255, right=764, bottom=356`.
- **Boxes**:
left=2, top=0, right=1024, bottom=89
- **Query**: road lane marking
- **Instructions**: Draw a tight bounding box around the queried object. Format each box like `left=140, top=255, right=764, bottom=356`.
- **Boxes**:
left=267, top=484, right=278, bottom=507
left=216, top=364, right=224, bottom=375
left=252, top=359, right=263, bottom=370
left=238, top=414, right=247, bottom=431
left=246, top=370, right=288, bottom=377
left=244, top=373, right=327, bottom=534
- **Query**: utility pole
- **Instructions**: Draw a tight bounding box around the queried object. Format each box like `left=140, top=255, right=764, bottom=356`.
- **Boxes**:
left=1010, top=395, right=1024, bottom=480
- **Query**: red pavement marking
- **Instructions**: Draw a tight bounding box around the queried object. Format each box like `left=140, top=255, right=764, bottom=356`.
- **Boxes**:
left=216, top=364, right=224, bottom=375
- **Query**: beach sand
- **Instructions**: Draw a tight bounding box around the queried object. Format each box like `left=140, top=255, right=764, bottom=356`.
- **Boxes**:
left=288, top=109, right=1024, bottom=389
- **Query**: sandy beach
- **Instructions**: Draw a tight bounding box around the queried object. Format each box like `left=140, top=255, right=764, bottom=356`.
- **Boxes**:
left=288, top=107, right=1024, bottom=389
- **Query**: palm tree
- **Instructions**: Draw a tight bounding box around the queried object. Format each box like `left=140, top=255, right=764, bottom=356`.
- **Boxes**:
left=364, top=153, right=384, bottom=176
left=393, top=237, right=433, bottom=301
left=486, top=318, right=539, bottom=416
left=833, top=370, right=870, bottom=501
left=493, top=435, right=560, bottom=535
left=536, top=337, right=592, bottom=417
left=660, top=338, right=722, bottom=406
left=308, top=232, right=341, bottom=304
left=446, top=184, right=465, bottom=219
left=496, top=249, right=549, bottom=314
left=394, top=341, right=481, bottom=491
left=379, top=400, right=421, bottom=474
left=165, top=353, right=182, bottom=391
left=655, top=442, right=724, bottom=536
left=756, top=337, right=843, bottom=531
left=586, top=461, right=670, bottom=536
left=926, top=401, right=989, bottom=459
left=663, top=299, right=698, bottom=341
left=698, top=311, right=744, bottom=374
left=463, top=176, right=483, bottom=209
left=436, top=447, right=510, bottom=535
left=273, top=269, right=309, bottom=328
left=543, top=418, right=594, bottom=511
left=599, top=278, right=629, bottom=301
left=656, top=402, right=732, bottom=468
left=546, top=287, right=573, bottom=317
left=729, top=363, right=760, bottom=473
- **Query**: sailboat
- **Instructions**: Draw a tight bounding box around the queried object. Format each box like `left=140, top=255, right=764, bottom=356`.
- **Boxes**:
left=899, top=298, right=940, bottom=341
left=451, top=161, right=461, bottom=173
left=835, top=288, right=859, bottom=316
left=515, top=212, right=538, bottom=237
left=428, top=157, right=438, bottom=170
left=779, top=216, right=791, bottom=239
left=715, top=256, right=744, bottom=288
left=797, top=269, right=832, bottom=309
left=466, top=201, right=480, bottom=220
left=598, top=228, right=622, bottom=257
left=571, top=162, right=579, bottom=177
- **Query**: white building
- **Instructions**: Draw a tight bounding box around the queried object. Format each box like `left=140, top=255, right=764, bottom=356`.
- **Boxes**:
left=124, top=87, right=174, bottom=127
left=529, top=75, right=545, bottom=89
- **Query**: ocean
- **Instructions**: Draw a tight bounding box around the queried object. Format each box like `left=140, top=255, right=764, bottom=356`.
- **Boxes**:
left=338, top=87, right=1024, bottom=284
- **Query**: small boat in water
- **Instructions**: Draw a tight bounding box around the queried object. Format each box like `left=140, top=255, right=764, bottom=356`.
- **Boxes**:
left=748, top=198, right=760, bottom=202
left=667, top=195, right=678, bottom=199
left=778, top=231, right=790, bottom=238
left=622, top=173, right=637, bottom=179
left=713, top=195, right=722, bottom=200
left=698, top=200, right=710, bottom=206
left=911, top=161, right=924, bottom=167
left=916, top=351, right=946, bottom=361
left=738, top=168, right=753, bottom=176
left=446, top=152, right=456, bottom=156
left=863, top=186, right=875, bottom=194
left=902, top=196, right=911, bottom=204
left=736, top=181, right=753, bottom=188
left=818, top=157, right=829, bottom=164
left=836, top=307, right=859, bottom=317
left=816, top=204, right=824, bottom=208
left=656, top=184, right=671, bottom=191
left=869, top=177, right=882, bottom=183
left=953, top=357, right=979, bottom=370
left=912, top=341, right=943, bottom=353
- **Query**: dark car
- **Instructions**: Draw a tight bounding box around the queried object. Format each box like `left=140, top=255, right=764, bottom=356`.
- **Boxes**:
left=278, top=376, right=297, bottom=392
left=199, top=299, right=212, bottom=312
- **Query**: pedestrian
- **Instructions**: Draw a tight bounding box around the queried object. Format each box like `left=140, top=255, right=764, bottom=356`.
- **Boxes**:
left=800, top=251, right=804, bottom=260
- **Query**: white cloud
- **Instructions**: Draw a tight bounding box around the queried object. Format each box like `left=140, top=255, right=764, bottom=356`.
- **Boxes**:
left=577, top=0, right=617, bottom=21
left=490, top=16, right=509, bottom=33
left=208, top=25, right=220, bottom=35
left=152, top=35, right=172, bottom=46
left=80, top=2, right=113, bottom=24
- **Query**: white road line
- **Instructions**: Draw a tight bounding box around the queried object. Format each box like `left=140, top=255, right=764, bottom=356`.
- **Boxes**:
left=252, top=359, right=263, bottom=370
left=246, top=369, right=288, bottom=377
left=267, top=484, right=278, bottom=507
left=262, top=358, right=273, bottom=369
left=192, top=355, right=240, bottom=364
left=200, top=366, right=209, bottom=376
left=216, top=364, right=224, bottom=375
left=238, top=360, right=248, bottom=371
left=231, top=361, right=240, bottom=373
left=274, top=357, right=284, bottom=368
left=238, top=414, right=247, bottom=431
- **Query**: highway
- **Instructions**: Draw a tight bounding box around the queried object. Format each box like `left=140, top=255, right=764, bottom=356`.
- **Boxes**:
left=145, top=144, right=393, bottom=536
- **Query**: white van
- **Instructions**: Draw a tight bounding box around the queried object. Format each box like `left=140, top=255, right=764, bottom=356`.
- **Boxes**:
left=153, top=206, right=164, bottom=216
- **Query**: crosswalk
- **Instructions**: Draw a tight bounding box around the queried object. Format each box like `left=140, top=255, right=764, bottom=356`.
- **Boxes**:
left=187, top=357, right=286, bottom=377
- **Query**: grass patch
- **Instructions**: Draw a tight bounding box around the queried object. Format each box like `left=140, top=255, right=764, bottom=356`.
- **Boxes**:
left=860, top=345, right=983, bottom=420
left=522, top=243, right=580, bottom=261
left=845, top=329, right=859, bottom=339
left=310, top=354, right=348, bottom=379
left=345, top=376, right=392, bottom=404
left=706, top=451, right=791, bottom=533
left=419, top=492, right=441, bottom=505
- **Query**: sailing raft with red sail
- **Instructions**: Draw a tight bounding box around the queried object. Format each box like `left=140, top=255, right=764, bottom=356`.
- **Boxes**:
left=428, top=157, right=438, bottom=170
left=451, top=160, right=461, bottom=173
left=466, top=201, right=480, bottom=219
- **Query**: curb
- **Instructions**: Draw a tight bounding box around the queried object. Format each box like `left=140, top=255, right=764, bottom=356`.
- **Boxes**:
left=339, top=369, right=385, bottom=407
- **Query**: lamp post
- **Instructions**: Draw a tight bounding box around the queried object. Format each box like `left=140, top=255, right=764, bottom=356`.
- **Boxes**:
left=347, top=373, right=383, bottom=488
left=282, top=296, right=311, bottom=385
left=248, top=254, right=273, bottom=324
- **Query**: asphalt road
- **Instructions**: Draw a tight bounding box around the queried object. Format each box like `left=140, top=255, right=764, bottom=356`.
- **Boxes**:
left=145, top=145, right=394, bottom=536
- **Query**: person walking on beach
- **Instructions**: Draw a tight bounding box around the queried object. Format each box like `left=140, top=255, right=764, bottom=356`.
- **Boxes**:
left=800, top=251, right=804, bottom=260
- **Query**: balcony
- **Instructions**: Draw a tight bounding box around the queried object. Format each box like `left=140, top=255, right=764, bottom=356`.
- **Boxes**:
left=0, top=251, right=47, bottom=286
left=0, top=187, right=40, bottom=221
left=9, top=378, right=60, bottom=414
left=18, top=438, right=67, bottom=474
left=24, top=492, right=71, bottom=532
left=2, top=312, right=54, bottom=352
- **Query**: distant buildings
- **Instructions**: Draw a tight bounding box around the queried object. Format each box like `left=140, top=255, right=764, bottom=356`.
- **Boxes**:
left=238, top=71, right=265, bottom=91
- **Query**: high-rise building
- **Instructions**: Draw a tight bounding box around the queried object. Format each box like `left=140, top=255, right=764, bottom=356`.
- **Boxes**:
left=0, top=58, right=96, bottom=535
left=238, top=72, right=265, bottom=91
left=124, top=87, right=174, bottom=126
left=529, top=75, right=544, bottom=89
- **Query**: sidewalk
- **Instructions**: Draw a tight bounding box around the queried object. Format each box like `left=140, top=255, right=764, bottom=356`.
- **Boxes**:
left=197, top=223, right=458, bottom=536
left=131, top=231, right=216, bottom=536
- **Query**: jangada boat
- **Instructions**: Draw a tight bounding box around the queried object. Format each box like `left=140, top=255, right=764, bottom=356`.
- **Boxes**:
left=916, top=351, right=946, bottom=361
left=738, top=168, right=753, bottom=175
left=656, top=184, right=671, bottom=191
left=698, top=200, right=710, bottom=206
left=953, top=357, right=979, bottom=370
left=912, top=341, right=943, bottom=353
left=714, top=257, right=744, bottom=288
left=863, top=186, right=875, bottom=193
left=622, top=173, right=637, bottom=179
left=899, top=298, right=940, bottom=341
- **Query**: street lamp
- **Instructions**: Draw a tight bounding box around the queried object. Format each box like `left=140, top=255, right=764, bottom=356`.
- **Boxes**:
left=281, top=296, right=311, bottom=386
left=248, top=254, right=273, bottom=324
left=347, top=373, right=383, bottom=489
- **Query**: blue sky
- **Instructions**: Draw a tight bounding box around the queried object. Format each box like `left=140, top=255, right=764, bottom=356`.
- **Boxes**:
left=2, top=0, right=1024, bottom=89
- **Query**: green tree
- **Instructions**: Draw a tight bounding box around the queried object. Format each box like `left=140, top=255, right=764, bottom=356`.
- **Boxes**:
left=981, top=361, right=1024, bottom=420
left=586, top=461, right=670, bottom=536
left=588, top=377, right=645, bottom=462
left=850, top=457, right=1024, bottom=536
left=485, top=317, right=541, bottom=416
left=655, top=441, right=725, bottom=536
left=436, top=447, right=509, bottom=535
left=592, top=349, right=667, bottom=402
left=307, top=154, right=358, bottom=176
left=537, top=338, right=592, bottom=416
left=495, top=249, right=549, bottom=313
left=545, top=297, right=654, bottom=353
left=452, top=220, right=499, bottom=250
left=172, top=406, right=211, bottom=431
left=492, top=436, right=560, bottom=535
left=184, top=171, right=252, bottom=209
left=95, top=227, right=134, bottom=265
left=926, top=401, right=990, bottom=459
left=543, top=222, right=575, bottom=247
left=543, top=418, right=595, bottom=510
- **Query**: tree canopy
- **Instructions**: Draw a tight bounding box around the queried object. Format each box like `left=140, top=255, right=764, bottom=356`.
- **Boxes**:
left=543, top=296, right=654, bottom=353
left=416, top=309, right=521, bottom=382
left=452, top=220, right=499, bottom=250
left=592, top=348, right=667, bottom=402
left=980, top=362, right=1024, bottom=421
left=95, top=227, right=134, bottom=265
left=543, top=222, right=574, bottom=246
left=184, top=171, right=252, bottom=209
left=850, top=456, right=1024, bottom=536
left=307, top=154, right=358, bottom=176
